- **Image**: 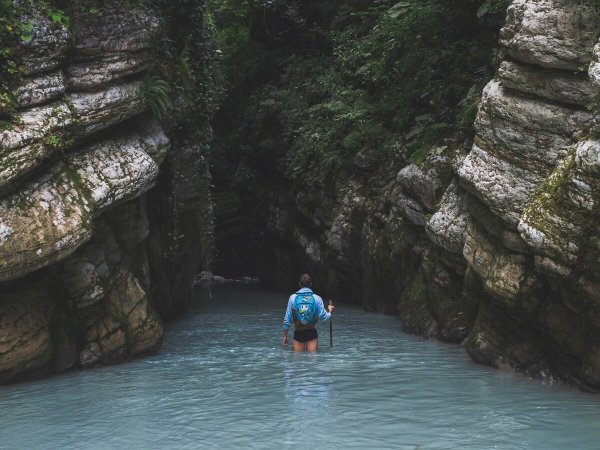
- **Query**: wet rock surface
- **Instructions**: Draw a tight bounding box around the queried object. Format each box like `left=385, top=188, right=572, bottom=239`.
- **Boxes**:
left=0, top=2, right=211, bottom=383
left=3, top=0, right=600, bottom=392
left=215, top=0, right=600, bottom=391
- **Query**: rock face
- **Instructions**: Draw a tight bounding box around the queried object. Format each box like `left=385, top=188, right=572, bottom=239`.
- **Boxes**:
left=457, top=0, right=600, bottom=388
left=0, top=2, right=212, bottom=383
left=224, top=0, right=600, bottom=390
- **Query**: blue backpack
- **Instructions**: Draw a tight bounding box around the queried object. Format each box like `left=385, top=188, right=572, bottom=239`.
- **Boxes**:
left=293, top=290, right=317, bottom=327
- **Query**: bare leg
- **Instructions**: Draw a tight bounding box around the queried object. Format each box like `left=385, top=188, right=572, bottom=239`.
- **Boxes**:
left=293, top=340, right=306, bottom=352
left=306, top=339, right=318, bottom=352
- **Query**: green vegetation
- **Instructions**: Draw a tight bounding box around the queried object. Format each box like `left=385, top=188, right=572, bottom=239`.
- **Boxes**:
left=205, top=0, right=251, bottom=72
left=523, top=149, right=579, bottom=234
left=46, top=6, right=70, bottom=28
left=42, top=133, right=74, bottom=153
left=398, top=271, right=431, bottom=335
left=0, top=0, right=70, bottom=123
left=154, top=0, right=219, bottom=145
left=150, top=0, right=218, bottom=270
left=141, top=77, right=172, bottom=120
left=0, top=0, right=21, bottom=119
left=209, top=0, right=508, bottom=188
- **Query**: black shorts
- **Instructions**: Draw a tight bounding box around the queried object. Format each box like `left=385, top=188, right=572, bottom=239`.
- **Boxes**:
left=294, top=328, right=318, bottom=343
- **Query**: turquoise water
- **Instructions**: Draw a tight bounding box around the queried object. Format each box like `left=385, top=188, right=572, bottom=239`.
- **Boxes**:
left=1, top=285, right=600, bottom=449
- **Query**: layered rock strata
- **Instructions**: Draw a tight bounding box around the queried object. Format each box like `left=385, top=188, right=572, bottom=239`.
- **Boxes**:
left=456, top=0, right=600, bottom=387
left=234, top=0, right=600, bottom=390
left=0, top=2, right=211, bottom=383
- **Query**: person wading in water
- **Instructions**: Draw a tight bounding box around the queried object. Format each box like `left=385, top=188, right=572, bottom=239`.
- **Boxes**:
left=282, top=274, right=334, bottom=351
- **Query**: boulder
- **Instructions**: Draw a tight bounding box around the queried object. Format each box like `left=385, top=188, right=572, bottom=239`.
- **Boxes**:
left=0, top=122, right=169, bottom=283
left=14, top=71, right=66, bottom=108
left=426, top=181, right=468, bottom=254
left=500, top=0, right=600, bottom=70
left=498, top=60, right=594, bottom=106
left=16, top=1, right=70, bottom=75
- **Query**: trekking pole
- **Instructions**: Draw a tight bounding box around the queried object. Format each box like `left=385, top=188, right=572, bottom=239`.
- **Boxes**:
left=329, top=300, right=333, bottom=348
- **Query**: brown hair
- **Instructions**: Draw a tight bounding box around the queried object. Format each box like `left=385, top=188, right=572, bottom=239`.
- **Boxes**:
left=299, top=273, right=312, bottom=287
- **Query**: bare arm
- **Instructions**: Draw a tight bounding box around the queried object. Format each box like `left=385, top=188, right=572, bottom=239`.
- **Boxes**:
left=283, top=329, right=289, bottom=346
left=283, top=297, right=293, bottom=346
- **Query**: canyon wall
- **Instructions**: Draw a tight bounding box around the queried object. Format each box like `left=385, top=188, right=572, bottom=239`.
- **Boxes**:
left=3, top=0, right=600, bottom=391
left=0, top=1, right=212, bottom=382
left=216, top=0, right=600, bottom=390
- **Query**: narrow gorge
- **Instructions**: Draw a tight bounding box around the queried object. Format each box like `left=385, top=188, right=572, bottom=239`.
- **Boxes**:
left=210, top=0, right=600, bottom=391
left=2, top=0, right=600, bottom=396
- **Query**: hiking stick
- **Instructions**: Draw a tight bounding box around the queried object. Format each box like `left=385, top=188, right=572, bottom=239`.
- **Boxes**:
left=329, top=300, right=333, bottom=348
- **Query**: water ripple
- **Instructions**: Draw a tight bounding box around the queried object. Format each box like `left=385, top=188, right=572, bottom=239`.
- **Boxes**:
left=1, top=286, right=600, bottom=449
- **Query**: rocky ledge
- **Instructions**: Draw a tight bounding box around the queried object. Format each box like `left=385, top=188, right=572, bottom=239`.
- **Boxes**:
left=0, top=1, right=212, bottom=383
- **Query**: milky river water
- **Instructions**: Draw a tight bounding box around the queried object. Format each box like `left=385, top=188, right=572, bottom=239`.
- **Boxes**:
left=1, top=285, right=600, bottom=449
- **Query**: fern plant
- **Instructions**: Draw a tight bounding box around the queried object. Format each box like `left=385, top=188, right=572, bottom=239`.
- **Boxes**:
left=141, top=76, right=173, bottom=120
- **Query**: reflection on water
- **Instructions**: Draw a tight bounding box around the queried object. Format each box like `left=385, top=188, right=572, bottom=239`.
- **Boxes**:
left=1, top=285, right=600, bottom=449
left=282, top=353, right=332, bottom=419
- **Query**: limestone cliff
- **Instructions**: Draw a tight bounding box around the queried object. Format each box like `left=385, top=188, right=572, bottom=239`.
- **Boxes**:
left=0, top=1, right=213, bottom=382
left=214, top=0, right=600, bottom=390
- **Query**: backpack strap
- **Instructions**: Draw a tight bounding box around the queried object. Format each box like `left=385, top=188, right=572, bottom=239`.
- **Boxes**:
left=294, top=290, right=314, bottom=307
left=295, top=289, right=313, bottom=295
